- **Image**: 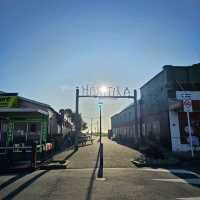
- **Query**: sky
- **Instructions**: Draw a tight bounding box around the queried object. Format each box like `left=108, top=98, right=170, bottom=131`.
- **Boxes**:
left=0, top=0, right=200, bottom=132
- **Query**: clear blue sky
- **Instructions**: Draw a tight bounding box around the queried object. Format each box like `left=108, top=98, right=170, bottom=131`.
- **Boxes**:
left=0, top=0, right=199, bottom=131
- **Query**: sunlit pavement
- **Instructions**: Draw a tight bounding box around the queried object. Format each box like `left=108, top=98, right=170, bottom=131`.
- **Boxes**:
left=1, top=137, right=200, bottom=200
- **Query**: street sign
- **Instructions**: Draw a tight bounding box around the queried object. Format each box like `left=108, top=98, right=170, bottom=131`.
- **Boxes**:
left=181, top=95, right=194, bottom=157
left=176, top=91, right=200, bottom=100
left=183, top=98, right=193, bottom=112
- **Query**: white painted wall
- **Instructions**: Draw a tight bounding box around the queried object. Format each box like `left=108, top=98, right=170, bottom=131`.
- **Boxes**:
left=169, top=111, right=199, bottom=152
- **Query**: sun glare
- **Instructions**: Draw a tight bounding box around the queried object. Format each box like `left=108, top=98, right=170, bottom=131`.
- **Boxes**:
left=100, top=86, right=108, bottom=94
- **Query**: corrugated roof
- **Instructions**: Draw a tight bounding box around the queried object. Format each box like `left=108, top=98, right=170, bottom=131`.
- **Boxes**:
left=0, top=91, right=58, bottom=114
left=0, top=108, right=48, bottom=115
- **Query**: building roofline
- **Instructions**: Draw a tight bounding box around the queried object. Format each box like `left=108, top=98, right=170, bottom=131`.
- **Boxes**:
left=20, top=96, right=50, bottom=108
left=111, top=103, right=134, bottom=119
left=140, top=70, right=164, bottom=90
left=0, top=108, right=49, bottom=116
left=0, top=91, right=58, bottom=114
left=19, top=96, right=58, bottom=114
left=140, top=63, right=200, bottom=90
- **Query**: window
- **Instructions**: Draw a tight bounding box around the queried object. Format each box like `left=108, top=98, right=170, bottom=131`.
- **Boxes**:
left=14, top=122, right=27, bottom=137
left=28, top=122, right=41, bottom=138
left=30, top=124, right=37, bottom=132
left=13, top=122, right=41, bottom=144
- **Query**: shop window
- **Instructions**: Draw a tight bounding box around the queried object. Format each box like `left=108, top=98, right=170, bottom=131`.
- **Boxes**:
left=14, top=123, right=27, bottom=137
left=30, top=124, right=37, bottom=132
left=13, top=122, right=27, bottom=144
left=13, top=122, right=41, bottom=144
left=26, top=122, right=41, bottom=144
left=28, top=123, right=41, bottom=136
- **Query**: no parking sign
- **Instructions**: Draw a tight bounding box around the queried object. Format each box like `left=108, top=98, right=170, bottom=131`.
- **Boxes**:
left=183, top=98, right=193, bottom=112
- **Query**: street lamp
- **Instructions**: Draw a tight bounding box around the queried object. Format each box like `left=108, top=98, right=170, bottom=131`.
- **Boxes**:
left=98, top=102, right=103, bottom=144
left=98, top=101, right=104, bottom=178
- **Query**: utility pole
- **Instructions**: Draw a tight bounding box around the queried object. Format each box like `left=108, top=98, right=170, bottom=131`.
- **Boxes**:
left=75, top=87, right=79, bottom=151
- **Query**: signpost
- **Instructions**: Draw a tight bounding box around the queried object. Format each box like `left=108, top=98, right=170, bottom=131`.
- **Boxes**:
left=183, top=96, right=194, bottom=157
left=176, top=91, right=194, bottom=157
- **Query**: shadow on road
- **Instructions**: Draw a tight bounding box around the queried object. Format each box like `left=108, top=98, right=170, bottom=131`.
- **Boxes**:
left=2, top=170, right=48, bottom=200
left=85, top=145, right=101, bottom=200
left=0, top=173, right=29, bottom=191
left=171, top=169, right=200, bottom=188
left=63, top=149, right=78, bottom=161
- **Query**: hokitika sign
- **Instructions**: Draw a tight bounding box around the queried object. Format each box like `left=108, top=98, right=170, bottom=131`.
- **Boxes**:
left=80, top=85, right=133, bottom=97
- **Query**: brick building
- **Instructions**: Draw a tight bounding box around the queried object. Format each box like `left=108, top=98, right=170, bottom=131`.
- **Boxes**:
left=111, top=63, right=200, bottom=152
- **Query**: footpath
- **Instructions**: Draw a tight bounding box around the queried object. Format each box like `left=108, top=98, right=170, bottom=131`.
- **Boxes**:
left=44, top=137, right=100, bottom=169
left=42, top=136, right=142, bottom=170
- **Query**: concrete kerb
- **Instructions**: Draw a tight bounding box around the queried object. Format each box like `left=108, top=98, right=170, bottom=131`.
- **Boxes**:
left=38, top=144, right=75, bottom=170
left=39, top=160, right=71, bottom=170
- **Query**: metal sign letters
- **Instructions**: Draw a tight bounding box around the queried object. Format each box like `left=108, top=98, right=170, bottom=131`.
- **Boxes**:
left=80, top=85, right=133, bottom=98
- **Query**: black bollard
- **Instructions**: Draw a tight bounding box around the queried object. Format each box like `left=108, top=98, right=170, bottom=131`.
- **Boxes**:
left=31, top=142, right=37, bottom=169
left=7, top=148, right=13, bottom=166
left=98, top=143, right=104, bottom=178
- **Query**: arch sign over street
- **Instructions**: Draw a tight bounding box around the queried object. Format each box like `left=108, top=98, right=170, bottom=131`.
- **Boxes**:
left=74, top=85, right=138, bottom=178
left=74, top=85, right=138, bottom=150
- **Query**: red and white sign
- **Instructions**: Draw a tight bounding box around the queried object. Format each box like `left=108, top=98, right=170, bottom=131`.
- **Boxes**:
left=183, top=98, right=193, bottom=112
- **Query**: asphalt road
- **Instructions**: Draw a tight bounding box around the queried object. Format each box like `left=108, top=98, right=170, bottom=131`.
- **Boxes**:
left=0, top=137, right=200, bottom=200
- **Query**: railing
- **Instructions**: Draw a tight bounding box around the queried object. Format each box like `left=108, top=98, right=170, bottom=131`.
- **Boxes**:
left=0, top=143, right=54, bottom=170
left=78, top=135, right=94, bottom=145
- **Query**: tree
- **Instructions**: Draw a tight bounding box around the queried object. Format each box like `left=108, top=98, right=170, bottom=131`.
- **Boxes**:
left=63, top=108, right=87, bottom=131
left=59, top=109, right=65, bottom=134
left=65, top=109, right=73, bottom=121
left=81, top=121, right=88, bottom=131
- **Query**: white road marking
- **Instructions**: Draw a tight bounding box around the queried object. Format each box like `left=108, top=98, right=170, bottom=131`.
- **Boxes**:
left=145, top=168, right=200, bottom=199
left=139, top=168, right=200, bottom=177
left=152, top=178, right=200, bottom=185
left=177, top=198, right=200, bottom=200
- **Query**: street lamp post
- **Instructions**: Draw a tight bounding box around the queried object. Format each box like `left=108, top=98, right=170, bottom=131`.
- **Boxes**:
left=98, top=102, right=104, bottom=178
left=99, top=104, right=102, bottom=144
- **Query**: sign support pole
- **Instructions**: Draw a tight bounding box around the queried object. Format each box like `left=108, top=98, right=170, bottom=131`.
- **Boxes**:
left=186, top=111, right=194, bottom=157
left=182, top=96, right=194, bottom=157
